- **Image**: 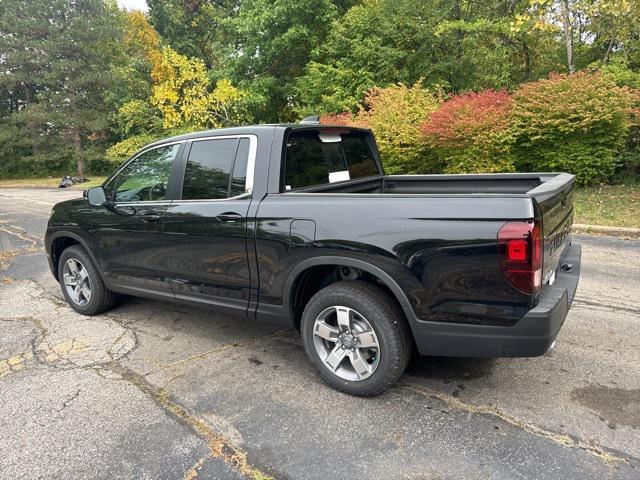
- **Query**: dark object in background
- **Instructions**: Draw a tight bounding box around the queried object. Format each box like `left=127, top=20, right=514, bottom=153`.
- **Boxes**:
left=58, top=175, right=88, bottom=188
left=58, top=176, right=73, bottom=188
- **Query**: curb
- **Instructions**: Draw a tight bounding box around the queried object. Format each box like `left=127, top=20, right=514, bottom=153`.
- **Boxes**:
left=573, top=223, right=640, bottom=238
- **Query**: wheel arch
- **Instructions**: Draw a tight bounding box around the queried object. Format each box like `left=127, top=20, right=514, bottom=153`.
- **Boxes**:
left=48, top=231, right=103, bottom=282
left=284, top=256, right=417, bottom=330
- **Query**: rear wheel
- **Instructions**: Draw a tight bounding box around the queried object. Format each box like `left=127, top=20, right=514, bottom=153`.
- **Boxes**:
left=58, top=245, right=118, bottom=315
left=301, top=280, right=412, bottom=396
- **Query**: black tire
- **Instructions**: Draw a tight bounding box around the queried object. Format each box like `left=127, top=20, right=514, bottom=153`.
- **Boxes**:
left=57, top=245, right=118, bottom=316
left=301, top=280, right=412, bottom=396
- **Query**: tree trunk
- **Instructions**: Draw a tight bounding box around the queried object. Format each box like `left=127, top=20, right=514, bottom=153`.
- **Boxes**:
left=23, top=84, right=40, bottom=158
left=523, top=42, right=531, bottom=81
left=69, top=93, right=84, bottom=178
left=72, top=127, right=84, bottom=177
left=561, top=0, right=575, bottom=74
left=603, top=38, right=614, bottom=64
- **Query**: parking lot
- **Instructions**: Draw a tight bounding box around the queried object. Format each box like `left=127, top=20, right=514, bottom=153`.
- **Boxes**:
left=0, top=187, right=638, bottom=479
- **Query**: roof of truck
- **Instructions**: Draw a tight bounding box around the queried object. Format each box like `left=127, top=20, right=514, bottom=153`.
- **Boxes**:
left=145, top=123, right=371, bottom=150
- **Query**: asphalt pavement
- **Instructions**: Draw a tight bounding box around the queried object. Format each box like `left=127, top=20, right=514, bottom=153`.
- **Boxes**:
left=0, top=187, right=638, bottom=479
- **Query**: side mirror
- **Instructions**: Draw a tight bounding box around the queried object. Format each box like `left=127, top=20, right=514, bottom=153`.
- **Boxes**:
left=86, top=186, right=107, bottom=207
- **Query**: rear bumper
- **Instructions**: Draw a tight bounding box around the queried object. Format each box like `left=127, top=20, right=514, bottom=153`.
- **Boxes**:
left=412, top=242, right=581, bottom=357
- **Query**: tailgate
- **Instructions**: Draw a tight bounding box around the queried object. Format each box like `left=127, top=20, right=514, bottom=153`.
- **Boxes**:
left=529, top=173, right=576, bottom=285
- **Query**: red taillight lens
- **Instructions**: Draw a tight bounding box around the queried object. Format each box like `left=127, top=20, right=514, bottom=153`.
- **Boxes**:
left=498, top=220, right=542, bottom=295
left=507, top=240, right=528, bottom=261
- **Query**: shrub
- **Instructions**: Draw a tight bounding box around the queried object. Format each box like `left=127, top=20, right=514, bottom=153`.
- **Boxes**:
left=511, top=71, right=635, bottom=185
left=321, top=83, right=441, bottom=174
left=420, top=90, right=515, bottom=173
left=601, top=61, right=640, bottom=182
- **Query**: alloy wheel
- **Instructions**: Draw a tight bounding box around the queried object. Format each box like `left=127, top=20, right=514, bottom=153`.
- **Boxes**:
left=312, top=305, right=380, bottom=381
left=62, top=258, right=92, bottom=306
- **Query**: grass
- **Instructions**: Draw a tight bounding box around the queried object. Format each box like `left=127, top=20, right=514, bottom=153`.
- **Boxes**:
left=0, top=176, right=107, bottom=189
left=574, top=183, right=640, bottom=228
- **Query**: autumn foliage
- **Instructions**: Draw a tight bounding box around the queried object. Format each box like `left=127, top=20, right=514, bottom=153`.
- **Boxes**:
left=322, top=83, right=441, bottom=174
left=511, top=71, right=636, bottom=185
left=322, top=71, right=638, bottom=184
left=420, top=90, right=515, bottom=173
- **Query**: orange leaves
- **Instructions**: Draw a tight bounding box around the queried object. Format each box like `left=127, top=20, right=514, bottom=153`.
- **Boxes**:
left=322, top=83, right=441, bottom=174
left=421, top=90, right=513, bottom=149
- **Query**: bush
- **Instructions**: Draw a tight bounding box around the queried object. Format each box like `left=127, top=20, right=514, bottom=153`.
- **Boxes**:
left=321, top=83, right=441, bottom=174
left=511, top=71, right=635, bottom=185
left=420, top=90, right=515, bottom=173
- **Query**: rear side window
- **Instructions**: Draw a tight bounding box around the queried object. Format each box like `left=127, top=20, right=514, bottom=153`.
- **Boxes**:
left=284, top=130, right=379, bottom=190
left=182, top=138, right=249, bottom=200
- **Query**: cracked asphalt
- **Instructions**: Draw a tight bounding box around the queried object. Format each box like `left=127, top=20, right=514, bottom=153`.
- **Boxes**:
left=0, top=187, right=639, bottom=480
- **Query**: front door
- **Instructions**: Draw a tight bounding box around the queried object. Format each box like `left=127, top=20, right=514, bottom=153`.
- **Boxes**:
left=88, top=142, right=184, bottom=296
left=161, top=135, right=255, bottom=315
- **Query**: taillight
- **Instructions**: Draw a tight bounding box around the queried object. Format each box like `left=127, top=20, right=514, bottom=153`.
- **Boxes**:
left=498, top=220, right=542, bottom=295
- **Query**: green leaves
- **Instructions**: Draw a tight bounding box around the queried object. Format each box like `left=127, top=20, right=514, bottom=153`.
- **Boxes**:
left=511, top=71, right=635, bottom=185
left=2, top=0, right=640, bottom=181
left=0, top=0, right=123, bottom=177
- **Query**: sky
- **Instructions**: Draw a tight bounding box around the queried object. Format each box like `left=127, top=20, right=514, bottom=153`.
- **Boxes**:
left=117, top=0, right=148, bottom=11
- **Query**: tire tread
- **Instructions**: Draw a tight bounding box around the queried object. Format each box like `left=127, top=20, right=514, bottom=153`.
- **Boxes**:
left=58, top=245, right=118, bottom=316
left=301, top=280, right=412, bottom=396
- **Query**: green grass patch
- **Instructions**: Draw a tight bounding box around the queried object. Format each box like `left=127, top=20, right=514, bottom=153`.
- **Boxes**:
left=0, top=176, right=107, bottom=189
left=574, top=183, right=640, bottom=228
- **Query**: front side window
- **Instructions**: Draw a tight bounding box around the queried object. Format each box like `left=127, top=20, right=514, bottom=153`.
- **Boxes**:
left=284, top=130, right=379, bottom=190
left=113, top=144, right=180, bottom=202
left=182, top=137, right=250, bottom=200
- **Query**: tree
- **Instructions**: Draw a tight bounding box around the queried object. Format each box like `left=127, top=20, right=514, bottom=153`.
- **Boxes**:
left=229, top=0, right=343, bottom=121
left=147, top=0, right=237, bottom=69
left=150, top=47, right=249, bottom=129
left=514, top=0, right=640, bottom=74
left=0, top=0, right=123, bottom=177
left=295, top=0, right=549, bottom=116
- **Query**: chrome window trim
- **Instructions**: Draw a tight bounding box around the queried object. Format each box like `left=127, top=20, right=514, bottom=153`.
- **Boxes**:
left=171, top=192, right=251, bottom=204
left=111, top=201, right=174, bottom=207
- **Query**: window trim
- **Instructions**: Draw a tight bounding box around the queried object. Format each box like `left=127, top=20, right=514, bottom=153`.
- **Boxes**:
left=175, top=134, right=257, bottom=203
left=104, top=140, right=186, bottom=205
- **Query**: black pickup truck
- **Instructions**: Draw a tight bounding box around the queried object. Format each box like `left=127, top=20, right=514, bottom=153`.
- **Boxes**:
left=45, top=122, right=581, bottom=395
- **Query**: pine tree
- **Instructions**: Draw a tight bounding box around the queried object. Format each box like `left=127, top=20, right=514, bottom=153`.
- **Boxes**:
left=0, top=0, right=122, bottom=177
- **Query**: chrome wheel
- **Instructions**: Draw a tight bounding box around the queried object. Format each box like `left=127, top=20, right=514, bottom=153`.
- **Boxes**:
left=62, top=258, right=91, bottom=306
left=312, top=306, right=380, bottom=381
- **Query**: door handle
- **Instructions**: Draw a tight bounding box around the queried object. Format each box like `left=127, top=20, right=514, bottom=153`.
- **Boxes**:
left=216, top=212, right=243, bottom=223
left=142, top=214, right=161, bottom=222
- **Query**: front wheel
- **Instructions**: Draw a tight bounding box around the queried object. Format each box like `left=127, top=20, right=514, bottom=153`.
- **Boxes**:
left=301, top=280, right=412, bottom=396
left=58, top=245, right=118, bottom=316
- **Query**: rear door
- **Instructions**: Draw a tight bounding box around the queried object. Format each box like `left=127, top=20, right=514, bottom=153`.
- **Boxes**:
left=161, top=135, right=256, bottom=315
left=89, top=142, right=184, bottom=296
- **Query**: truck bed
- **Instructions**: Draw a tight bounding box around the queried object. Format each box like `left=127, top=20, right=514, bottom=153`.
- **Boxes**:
left=285, top=171, right=576, bottom=306
left=298, top=172, right=573, bottom=198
